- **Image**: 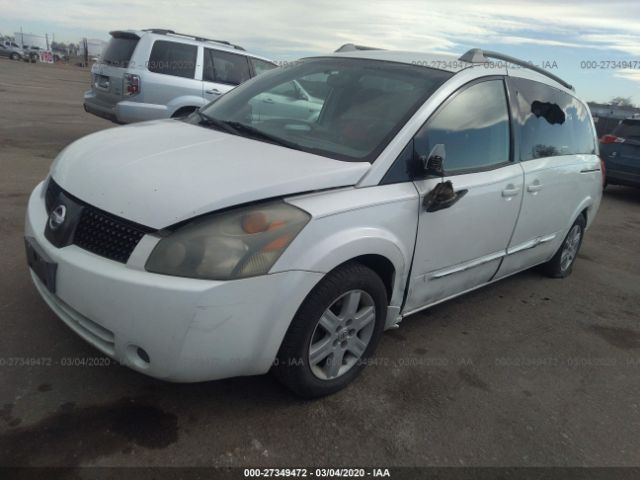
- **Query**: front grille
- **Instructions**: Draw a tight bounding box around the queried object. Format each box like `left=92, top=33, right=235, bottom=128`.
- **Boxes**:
left=45, top=179, right=154, bottom=263
left=74, top=208, right=151, bottom=263
left=45, top=178, right=62, bottom=213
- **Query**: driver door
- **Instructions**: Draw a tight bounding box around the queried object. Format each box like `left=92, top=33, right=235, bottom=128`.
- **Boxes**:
left=404, top=78, right=524, bottom=313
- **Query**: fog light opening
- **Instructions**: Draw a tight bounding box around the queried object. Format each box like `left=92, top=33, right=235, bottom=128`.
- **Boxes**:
left=126, top=344, right=151, bottom=369
left=137, top=347, right=150, bottom=364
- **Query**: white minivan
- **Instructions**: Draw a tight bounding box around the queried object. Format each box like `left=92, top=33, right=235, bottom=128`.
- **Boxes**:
left=25, top=48, right=602, bottom=397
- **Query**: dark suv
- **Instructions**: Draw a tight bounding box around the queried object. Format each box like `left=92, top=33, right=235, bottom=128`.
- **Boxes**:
left=600, top=118, right=640, bottom=188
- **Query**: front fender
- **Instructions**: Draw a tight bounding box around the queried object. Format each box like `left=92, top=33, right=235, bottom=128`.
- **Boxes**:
left=273, top=227, right=410, bottom=329
left=273, top=185, right=419, bottom=309
left=296, top=226, right=406, bottom=283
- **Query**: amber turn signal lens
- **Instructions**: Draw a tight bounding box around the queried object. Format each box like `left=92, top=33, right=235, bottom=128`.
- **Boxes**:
left=267, top=220, right=286, bottom=231
left=263, top=234, right=293, bottom=252
left=242, top=212, right=269, bottom=233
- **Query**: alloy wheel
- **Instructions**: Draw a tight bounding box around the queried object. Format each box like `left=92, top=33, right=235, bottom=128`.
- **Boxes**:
left=308, top=289, right=376, bottom=380
left=560, top=224, right=582, bottom=271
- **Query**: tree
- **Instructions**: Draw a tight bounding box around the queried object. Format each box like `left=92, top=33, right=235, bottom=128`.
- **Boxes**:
left=610, top=96, right=634, bottom=108
left=51, top=41, right=68, bottom=52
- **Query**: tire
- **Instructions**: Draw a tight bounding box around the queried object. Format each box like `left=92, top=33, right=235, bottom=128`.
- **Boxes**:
left=273, top=262, right=388, bottom=398
left=10, top=53, right=19, bottom=61
left=540, top=214, right=586, bottom=278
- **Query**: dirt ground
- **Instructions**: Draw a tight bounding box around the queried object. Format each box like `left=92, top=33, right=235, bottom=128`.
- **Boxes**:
left=1, top=58, right=639, bottom=469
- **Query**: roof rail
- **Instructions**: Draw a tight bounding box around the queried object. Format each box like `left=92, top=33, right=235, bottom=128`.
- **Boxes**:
left=142, top=29, right=246, bottom=51
left=335, top=43, right=382, bottom=53
left=458, top=48, right=573, bottom=91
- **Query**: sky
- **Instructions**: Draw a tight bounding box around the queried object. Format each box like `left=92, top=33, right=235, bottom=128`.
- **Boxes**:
left=1, top=0, right=639, bottom=105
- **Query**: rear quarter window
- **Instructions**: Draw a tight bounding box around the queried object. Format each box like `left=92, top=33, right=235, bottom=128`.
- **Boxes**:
left=101, top=35, right=139, bottom=68
left=148, top=40, right=197, bottom=79
left=613, top=120, right=640, bottom=140
left=508, top=77, right=595, bottom=160
left=250, top=58, right=277, bottom=76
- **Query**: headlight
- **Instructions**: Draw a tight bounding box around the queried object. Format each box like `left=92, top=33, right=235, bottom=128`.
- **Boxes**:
left=145, top=201, right=310, bottom=280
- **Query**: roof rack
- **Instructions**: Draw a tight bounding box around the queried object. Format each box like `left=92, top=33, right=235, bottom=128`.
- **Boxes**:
left=458, top=48, right=573, bottom=91
left=335, top=43, right=382, bottom=53
left=142, top=29, right=245, bottom=51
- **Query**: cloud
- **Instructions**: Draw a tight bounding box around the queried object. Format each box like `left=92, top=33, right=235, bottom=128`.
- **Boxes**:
left=581, top=34, right=640, bottom=56
left=614, top=68, right=640, bottom=84
left=1, top=0, right=640, bottom=60
left=488, top=36, right=586, bottom=49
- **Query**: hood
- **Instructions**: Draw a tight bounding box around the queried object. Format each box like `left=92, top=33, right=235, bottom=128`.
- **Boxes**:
left=51, top=120, right=370, bottom=229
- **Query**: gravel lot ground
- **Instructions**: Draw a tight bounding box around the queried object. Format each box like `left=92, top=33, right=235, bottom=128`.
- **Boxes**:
left=1, top=58, right=639, bottom=469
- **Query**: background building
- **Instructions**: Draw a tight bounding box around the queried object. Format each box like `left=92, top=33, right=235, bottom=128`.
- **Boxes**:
left=14, top=31, right=47, bottom=49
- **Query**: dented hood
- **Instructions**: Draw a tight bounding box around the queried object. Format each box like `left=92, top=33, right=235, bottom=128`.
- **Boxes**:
left=51, top=120, right=370, bottom=229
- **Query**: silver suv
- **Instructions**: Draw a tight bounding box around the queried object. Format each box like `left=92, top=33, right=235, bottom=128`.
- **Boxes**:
left=83, top=29, right=277, bottom=123
left=0, top=41, right=23, bottom=60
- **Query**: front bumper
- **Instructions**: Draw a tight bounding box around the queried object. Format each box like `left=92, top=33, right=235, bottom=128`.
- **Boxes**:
left=83, top=90, right=169, bottom=124
left=25, top=181, right=322, bottom=382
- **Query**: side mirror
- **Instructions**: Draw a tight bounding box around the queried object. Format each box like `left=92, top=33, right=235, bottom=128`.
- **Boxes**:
left=423, top=144, right=446, bottom=176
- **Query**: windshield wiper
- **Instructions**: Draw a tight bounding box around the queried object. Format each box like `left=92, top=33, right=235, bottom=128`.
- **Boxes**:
left=195, top=111, right=240, bottom=135
left=195, top=114, right=304, bottom=151
left=223, top=121, right=304, bottom=151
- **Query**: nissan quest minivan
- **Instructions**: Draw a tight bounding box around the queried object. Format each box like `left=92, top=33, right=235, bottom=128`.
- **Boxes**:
left=26, top=48, right=602, bottom=397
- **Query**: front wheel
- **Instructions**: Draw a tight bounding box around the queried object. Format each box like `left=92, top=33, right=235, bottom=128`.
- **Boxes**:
left=10, top=53, right=19, bottom=60
left=273, top=262, right=387, bottom=398
left=540, top=215, right=586, bottom=278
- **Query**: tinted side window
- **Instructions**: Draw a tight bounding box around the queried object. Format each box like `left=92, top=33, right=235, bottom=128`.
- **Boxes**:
left=204, top=49, right=251, bottom=85
left=509, top=77, right=595, bottom=160
left=148, top=41, right=197, bottom=79
left=414, top=80, right=510, bottom=174
left=251, top=58, right=277, bottom=76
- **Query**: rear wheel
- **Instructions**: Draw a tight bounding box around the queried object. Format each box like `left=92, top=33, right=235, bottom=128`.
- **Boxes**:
left=540, top=215, right=586, bottom=278
left=171, top=106, right=197, bottom=118
left=273, top=262, right=387, bottom=398
left=10, top=53, right=19, bottom=60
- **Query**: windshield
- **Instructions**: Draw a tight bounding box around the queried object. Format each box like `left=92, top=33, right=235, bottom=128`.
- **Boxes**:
left=101, top=34, right=139, bottom=67
left=195, top=58, right=452, bottom=162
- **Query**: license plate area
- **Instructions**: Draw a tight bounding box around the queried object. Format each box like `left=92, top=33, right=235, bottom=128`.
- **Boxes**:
left=95, top=74, right=110, bottom=91
left=25, top=236, right=57, bottom=294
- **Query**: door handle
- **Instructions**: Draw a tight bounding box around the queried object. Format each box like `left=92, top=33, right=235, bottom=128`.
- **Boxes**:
left=423, top=182, right=468, bottom=212
left=527, top=183, right=543, bottom=193
left=263, top=98, right=275, bottom=104
left=206, top=88, right=221, bottom=95
left=501, top=186, right=520, bottom=197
